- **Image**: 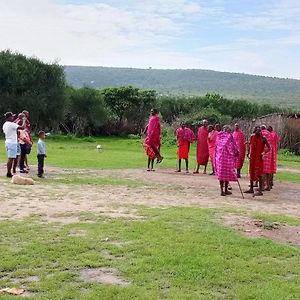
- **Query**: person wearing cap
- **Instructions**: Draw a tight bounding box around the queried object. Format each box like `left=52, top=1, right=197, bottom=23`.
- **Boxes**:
left=2, top=112, right=26, bottom=177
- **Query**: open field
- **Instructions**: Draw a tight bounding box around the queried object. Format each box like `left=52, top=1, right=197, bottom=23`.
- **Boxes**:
left=1, top=137, right=300, bottom=299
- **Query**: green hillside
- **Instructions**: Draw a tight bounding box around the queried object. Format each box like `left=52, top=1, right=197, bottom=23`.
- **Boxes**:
left=65, top=66, right=300, bottom=107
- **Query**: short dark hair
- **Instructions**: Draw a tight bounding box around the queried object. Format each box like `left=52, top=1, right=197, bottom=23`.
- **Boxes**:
left=4, top=112, right=13, bottom=119
left=38, top=130, right=45, bottom=137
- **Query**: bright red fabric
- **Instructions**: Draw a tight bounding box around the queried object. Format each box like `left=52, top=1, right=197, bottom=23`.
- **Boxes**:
left=262, top=129, right=273, bottom=174
left=176, top=127, right=195, bottom=159
left=233, top=129, right=246, bottom=169
left=145, top=115, right=161, bottom=147
left=249, top=134, right=265, bottom=181
left=196, top=126, right=209, bottom=165
left=208, top=130, right=217, bottom=169
left=270, top=131, right=279, bottom=174
left=215, top=132, right=238, bottom=182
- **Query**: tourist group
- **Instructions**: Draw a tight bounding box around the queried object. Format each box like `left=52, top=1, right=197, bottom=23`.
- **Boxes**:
left=2, top=111, right=47, bottom=178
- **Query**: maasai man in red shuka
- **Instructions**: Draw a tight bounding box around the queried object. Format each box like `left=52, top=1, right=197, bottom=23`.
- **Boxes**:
left=215, top=125, right=239, bottom=196
left=194, top=120, right=209, bottom=174
left=207, top=125, right=218, bottom=175
left=261, top=125, right=274, bottom=191
left=245, top=126, right=271, bottom=196
left=175, top=123, right=195, bottom=173
left=233, top=123, right=246, bottom=178
left=144, top=108, right=163, bottom=165
left=268, top=125, right=279, bottom=187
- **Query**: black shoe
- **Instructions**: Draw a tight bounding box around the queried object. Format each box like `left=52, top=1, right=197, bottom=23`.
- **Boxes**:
left=6, top=173, right=13, bottom=178
left=38, top=175, right=44, bottom=178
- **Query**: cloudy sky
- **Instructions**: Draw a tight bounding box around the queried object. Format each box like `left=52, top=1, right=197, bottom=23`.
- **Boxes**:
left=1, top=0, right=300, bottom=78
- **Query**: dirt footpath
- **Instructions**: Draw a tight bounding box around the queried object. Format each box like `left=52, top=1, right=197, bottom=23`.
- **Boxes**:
left=0, top=166, right=300, bottom=223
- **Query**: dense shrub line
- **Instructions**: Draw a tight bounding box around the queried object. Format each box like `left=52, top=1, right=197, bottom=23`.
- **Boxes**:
left=0, top=50, right=285, bottom=136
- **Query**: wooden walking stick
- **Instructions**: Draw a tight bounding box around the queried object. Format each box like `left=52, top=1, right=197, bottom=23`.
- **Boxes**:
left=237, top=180, right=245, bottom=199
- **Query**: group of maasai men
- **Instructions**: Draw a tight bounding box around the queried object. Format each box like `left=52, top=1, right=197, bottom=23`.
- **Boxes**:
left=143, top=109, right=279, bottom=197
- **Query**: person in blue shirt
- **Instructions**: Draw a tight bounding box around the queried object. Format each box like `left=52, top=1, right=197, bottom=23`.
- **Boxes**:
left=37, top=131, right=47, bottom=178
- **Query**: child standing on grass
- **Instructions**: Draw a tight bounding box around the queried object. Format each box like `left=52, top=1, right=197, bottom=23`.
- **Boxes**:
left=37, top=131, right=47, bottom=178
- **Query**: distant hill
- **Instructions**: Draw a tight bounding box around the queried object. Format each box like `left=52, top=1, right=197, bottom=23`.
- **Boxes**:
left=64, top=66, right=300, bottom=107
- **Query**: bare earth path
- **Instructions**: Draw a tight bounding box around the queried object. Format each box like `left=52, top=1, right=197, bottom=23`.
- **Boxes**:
left=0, top=165, right=300, bottom=223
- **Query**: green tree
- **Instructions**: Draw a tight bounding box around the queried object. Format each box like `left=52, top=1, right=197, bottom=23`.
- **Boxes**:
left=0, top=50, right=66, bottom=131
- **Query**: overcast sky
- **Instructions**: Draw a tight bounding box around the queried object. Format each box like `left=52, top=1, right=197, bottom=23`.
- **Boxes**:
left=1, top=0, right=300, bottom=78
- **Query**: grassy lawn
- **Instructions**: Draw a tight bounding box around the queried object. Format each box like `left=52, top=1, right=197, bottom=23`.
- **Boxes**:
left=1, top=136, right=300, bottom=299
left=1, top=207, right=300, bottom=300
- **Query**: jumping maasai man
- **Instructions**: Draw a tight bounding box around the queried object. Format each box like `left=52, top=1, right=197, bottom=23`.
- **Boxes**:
left=207, top=125, right=217, bottom=175
left=175, top=123, right=195, bottom=173
left=268, top=126, right=279, bottom=187
left=245, top=126, right=271, bottom=196
left=145, top=108, right=163, bottom=164
left=233, top=123, right=246, bottom=178
left=261, top=125, right=274, bottom=191
left=194, top=120, right=209, bottom=174
left=215, top=125, right=239, bottom=196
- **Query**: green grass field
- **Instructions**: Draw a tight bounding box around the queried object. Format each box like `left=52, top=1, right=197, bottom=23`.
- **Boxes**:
left=1, top=136, right=300, bottom=299
left=1, top=135, right=299, bottom=183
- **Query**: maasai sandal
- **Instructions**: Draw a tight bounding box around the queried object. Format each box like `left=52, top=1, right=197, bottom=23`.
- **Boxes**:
left=185, top=170, right=189, bottom=173
left=253, top=191, right=263, bottom=197
left=193, top=171, right=199, bottom=174
left=221, top=192, right=226, bottom=196
left=147, top=169, right=151, bottom=172
left=151, top=169, right=155, bottom=172
left=244, top=190, right=254, bottom=194
left=175, top=170, right=181, bottom=172
left=203, top=171, right=207, bottom=174
left=225, top=191, right=232, bottom=195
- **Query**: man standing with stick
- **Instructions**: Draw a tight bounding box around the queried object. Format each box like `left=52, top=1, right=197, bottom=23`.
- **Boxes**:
left=214, top=125, right=239, bottom=196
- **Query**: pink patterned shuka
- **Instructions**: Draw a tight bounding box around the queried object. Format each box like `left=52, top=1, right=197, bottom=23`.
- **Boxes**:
left=215, top=131, right=238, bottom=182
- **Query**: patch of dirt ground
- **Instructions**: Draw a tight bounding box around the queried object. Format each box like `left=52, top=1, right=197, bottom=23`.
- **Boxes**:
left=1, top=165, right=300, bottom=223
left=221, top=213, right=300, bottom=245
left=79, top=268, right=130, bottom=286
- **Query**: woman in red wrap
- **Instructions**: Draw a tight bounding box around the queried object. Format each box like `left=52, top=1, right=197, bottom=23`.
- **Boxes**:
left=175, top=123, right=195, bottom=173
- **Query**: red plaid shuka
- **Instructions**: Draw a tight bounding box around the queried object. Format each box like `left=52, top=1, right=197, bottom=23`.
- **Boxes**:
left=215, top=132, right=238, bottom=182
left=233, top=129, right=246, bottom=169
left=262, top=129, right=273, bottom=174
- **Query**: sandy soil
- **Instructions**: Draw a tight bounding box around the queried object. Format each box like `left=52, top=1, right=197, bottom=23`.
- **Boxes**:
left=221, top=213, right=300, bottom=245
left=0, top=165, right=300, bottom=223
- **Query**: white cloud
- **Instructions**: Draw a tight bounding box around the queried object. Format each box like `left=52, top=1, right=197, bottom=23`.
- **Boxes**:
left=0, top=0, right=299, bottom=79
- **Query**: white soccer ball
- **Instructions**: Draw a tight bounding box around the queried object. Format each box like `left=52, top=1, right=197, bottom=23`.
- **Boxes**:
left=96, top=144, right=102, bottom=149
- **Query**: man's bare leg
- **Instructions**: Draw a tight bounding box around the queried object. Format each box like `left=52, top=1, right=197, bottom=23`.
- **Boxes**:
left=12, top=156, right=19, bottom=174
left=150, top=145, right=163, bottom=163
left=253, top=177, right=263, bottom=196
left=7, top=158, right=14, bottom=177
left=151, top=159, right=155, bottom=171
left=225, top=181, right=232, bottom=195
left=245, top=181, right=254, bottom=193
left=147, top=158, right=151, bottom=171
left=265, top=174, right=271, bottom=191
left=237, top=169, right=241, bottom=178
left=176, top=159, right=182, bottom=172
left=185, top=159, right=189, bottom=173
left=220, top=181, right=226, bottom=196
left=193, top=164, right=200, bottom=174
left=203, top=164, right=207, bottom=174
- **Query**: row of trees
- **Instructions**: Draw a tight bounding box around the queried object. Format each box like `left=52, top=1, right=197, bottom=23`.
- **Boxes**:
left=0, top=50, right=285, bottom=136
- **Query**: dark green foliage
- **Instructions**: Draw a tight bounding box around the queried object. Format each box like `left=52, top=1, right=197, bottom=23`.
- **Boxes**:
left=0, top=50, right=66, bottom=130
left=64, top=86, right=107, bottom=136
left=65, top=66, right=300, bottom=107
left=101, top=86, right=156, bottom=132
